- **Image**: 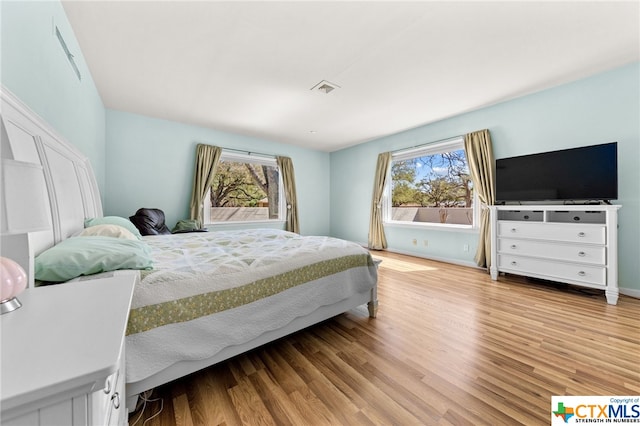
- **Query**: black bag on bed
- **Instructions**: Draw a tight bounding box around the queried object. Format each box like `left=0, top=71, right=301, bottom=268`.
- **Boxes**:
left=129, top=208, right=172, bottom=235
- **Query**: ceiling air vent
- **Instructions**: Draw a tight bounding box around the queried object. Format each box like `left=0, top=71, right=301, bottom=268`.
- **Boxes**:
left=311, top=80, right=340, bottom=94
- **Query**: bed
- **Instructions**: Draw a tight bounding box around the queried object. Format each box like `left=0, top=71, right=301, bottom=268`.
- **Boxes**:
left=0, top=87, right=378, bottom=412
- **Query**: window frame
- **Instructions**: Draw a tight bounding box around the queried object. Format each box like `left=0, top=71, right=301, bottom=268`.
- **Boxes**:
left=202, top=151, right=286, bottom=226
left=383, top=136, right=479, bottom=230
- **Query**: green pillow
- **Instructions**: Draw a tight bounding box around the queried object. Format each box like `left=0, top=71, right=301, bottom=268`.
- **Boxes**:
left=35, top=236, right=153, bottom=282
left=172, top=219, right=202, bottom=233
left=85, top=216, right=142, bottom=239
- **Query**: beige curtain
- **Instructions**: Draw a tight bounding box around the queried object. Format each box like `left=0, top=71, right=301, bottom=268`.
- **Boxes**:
left=368, top=152, right=392, bottom=250
left=189, top=144, right=221, bottom=224
left=277, top=156, right=300, bottom=234
left=464, top=129, right=495, bottom=269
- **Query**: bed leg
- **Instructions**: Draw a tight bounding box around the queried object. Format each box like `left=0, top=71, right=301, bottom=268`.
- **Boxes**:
left=127, top=393, right=140, bottom=414
left=367, top=287, right=378, bottom=318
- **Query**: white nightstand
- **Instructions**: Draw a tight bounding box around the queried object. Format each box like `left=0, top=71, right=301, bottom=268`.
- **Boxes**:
left=1, top=275, right=135, bottom=426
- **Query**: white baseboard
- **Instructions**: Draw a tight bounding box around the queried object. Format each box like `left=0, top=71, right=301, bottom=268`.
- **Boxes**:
left=619, top=287, right=640, bottom=300
left=376, top=247, right=480, bottom=269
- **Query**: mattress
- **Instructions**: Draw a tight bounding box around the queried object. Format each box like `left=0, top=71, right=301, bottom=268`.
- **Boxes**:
left=125, top=228, right=377, bottom=383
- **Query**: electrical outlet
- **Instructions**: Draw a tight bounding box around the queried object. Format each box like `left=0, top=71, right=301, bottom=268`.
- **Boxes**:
left=412, top=239, right=417, bottom=246
left=423, top=240, right=428, bottom=247
left=463, top=244, right=469, bottom=252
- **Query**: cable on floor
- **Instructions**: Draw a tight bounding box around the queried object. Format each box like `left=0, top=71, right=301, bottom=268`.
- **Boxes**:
left=130, top=389, right=164, bottom=426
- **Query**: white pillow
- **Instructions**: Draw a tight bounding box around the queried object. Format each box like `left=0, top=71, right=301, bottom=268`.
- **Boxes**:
left=79, top=224, right=138, bottom=240
left=84, top=216, right=142, bottom=239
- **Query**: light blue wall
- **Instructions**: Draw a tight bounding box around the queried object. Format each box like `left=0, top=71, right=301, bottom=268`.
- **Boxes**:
left=105, top=110, right=331, bottom=236
left=330, top=62, right=640, bottom=293
left=1, top=0, right=106, bottom=194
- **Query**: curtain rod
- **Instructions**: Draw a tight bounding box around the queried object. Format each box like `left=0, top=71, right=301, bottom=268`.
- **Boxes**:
left=390, top=134, right=464, bottom=154
left=221, top=147, right=277, bottom=158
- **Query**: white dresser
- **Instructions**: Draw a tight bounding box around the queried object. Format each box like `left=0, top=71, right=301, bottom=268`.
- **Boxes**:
left=1, top=275, right=135, bottom=425
left=489, top=205, right=621, bottom=304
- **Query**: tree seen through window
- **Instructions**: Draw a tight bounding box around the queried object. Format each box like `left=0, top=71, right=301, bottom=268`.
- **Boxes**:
left=390, top=148, right=474, bottom=225
left=209, top=160, right=280, bottom=221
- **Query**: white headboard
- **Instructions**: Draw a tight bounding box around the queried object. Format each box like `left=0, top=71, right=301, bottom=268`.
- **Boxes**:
left=0, top=86, right=103, bottom=287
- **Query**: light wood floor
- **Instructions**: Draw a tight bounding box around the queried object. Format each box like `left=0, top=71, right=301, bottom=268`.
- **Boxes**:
left=129, top=251, right=640, bottom=426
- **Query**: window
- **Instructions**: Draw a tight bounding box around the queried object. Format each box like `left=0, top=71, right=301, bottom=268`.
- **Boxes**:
left=384, top=137, right=476, bottom=227
left=203, top=152, right=284, bottom=224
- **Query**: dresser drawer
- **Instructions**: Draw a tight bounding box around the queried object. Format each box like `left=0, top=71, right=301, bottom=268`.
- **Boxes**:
left=91, top=368, right=120, bottom=426
left=498, top=254, right=606, bottom=287
left=108, top=352, right=126, bottom=426
left=497, top=221, right=606, bottom=244
left=497, top=238, right=606, bottom=265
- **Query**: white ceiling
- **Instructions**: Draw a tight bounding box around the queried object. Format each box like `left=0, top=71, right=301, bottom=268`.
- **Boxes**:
left=62, top=1, right=639, bottom=152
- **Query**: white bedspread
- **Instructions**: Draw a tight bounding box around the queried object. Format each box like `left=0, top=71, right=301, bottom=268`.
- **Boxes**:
left=125, top=229, right=377, bottom=384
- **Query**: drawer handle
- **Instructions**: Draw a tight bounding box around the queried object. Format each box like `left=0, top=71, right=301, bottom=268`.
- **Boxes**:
left=578, top=271, right=586, bottom=277
left=578, top=232, right=586, bottom=237
left=104, top=378, right=111, bottom=394
left=510, top=228, right=517, bottom=233
left=578, top=251, right=586, bottom=257
left=510, top=244, right=517, bottom=249
left=510, top=261, right=517, bottom=266
left=111, top=392, right=120, bottom=409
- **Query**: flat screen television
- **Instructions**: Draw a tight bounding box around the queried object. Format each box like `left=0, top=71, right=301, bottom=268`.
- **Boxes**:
left=495, top=142, right=618, bottom=203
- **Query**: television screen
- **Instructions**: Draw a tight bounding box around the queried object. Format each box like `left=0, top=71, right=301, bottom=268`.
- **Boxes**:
left=495, top=142, right=617, bottom=203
